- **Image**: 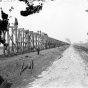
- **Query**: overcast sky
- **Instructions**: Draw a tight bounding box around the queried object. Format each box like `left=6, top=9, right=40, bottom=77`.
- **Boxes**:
left=0, top=0, right=88, bottom=43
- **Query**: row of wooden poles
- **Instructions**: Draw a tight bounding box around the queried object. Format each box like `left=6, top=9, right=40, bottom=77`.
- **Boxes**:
left=2, top=25, right=60, bottom=56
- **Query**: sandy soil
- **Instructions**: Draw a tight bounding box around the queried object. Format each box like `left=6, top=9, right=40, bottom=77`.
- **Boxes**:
left=23, top=46, right=88, bottom=88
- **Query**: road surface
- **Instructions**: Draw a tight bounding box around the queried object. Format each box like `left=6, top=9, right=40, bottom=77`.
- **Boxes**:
left=23, top=46, right=88, bottom=88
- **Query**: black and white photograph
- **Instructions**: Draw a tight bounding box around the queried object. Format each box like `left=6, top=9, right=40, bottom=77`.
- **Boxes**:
left=0, top=0, right=88, bottom=88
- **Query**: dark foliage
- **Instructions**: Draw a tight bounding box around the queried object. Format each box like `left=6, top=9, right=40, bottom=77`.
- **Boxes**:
left=20, top=4, right=43, bottom=16
left=1, top=9, right=8, bottom=21
left=85, top=9, right=88, bottom=12
left=0, top=8, right=8, bottom=31
left=0, top=76, right=12, bottom=88
left=0, top=8, right=9, bottom=45
left=14, top=18, right=18, bottom=26
left=0, top=76, right=4, bottom=85
left=18, top=0, right=30, bottom=6
left=0, top=20, right=8, bottom=31
left=18, top=0, right=43, bottom=16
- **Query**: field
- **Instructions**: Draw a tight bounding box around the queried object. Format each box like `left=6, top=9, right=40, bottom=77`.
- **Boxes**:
left=73, top=43, right=88, bottom=67
left=73, top=43, right=88, bottom=53
left=0, top=45, right=69, bottom=88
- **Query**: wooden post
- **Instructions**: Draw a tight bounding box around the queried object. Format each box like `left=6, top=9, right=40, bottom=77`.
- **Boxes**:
left=3, top=31, right=5, bottom=55
left=7, top=26, right=9, bottom=55
left=18, top=28, right=24, bottom=54
left=35, top=33, right=37, bottom=49
left=15, top=26, right=18, bottom=53
left=32, top=32, right=34, bottom=50
left=37, top=31, right=39, bottom=47
left=28, top=32, right=30, bottom=52
left=27, top=30, right=29, bottom=52
left=12, top=27, right=14, bottom=54
left=33, top=32, right=36, bottom=49
left=29, top=31, right=33, bottom=50
left=23, top=29, right=24, bottom=53
left=25, top=30, right=29, bottom=52
left=28, top=32, right=31, bottom=51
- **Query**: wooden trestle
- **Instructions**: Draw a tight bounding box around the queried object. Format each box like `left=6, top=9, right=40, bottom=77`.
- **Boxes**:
left=2, top=25, right=48, bottom=56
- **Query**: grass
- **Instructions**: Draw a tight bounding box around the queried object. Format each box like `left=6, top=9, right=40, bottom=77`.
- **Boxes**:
left=73, top=43, right=88, bottom=53
left=0, top=44, right=69, bottom=88
left=0, top=57, right=31, bottom=82
left=73, top=43, right=88, bottom=65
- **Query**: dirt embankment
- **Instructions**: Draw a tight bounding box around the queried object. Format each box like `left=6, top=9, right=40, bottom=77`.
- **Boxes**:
left=0, top=45, right=69, bottom=88
left=73, top=44, right=88, bottom=64
left=73, top=44, right=88, bottom=87
left=26, top=46, right=88, bottom=88
left=0, top=57, right=31, bottom=82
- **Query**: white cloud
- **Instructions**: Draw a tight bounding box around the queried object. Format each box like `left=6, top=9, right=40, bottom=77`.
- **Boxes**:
left=65, top=0, right=81, bottom=6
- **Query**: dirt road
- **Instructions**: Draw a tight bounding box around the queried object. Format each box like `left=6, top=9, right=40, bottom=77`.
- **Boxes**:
left=23, top=46, right=88, bottom=88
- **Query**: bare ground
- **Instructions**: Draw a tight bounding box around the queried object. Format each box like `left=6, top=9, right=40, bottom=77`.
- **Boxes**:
left=24, top=45, right=88, bottom=88
left=0, top=45, right=69, bottom=88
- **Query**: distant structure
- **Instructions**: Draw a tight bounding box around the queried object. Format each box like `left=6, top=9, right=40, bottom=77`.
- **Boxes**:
left=0, top=1, right=70, bottom=56
left=14, top=18, right=18, bottom=26
left=65, top=38, right=71, bottom=44
left=85, top=9, right=88, bottom=12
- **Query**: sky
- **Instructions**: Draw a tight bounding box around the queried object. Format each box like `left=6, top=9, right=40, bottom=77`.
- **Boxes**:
left=0, top=0, right=88, bottom=44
